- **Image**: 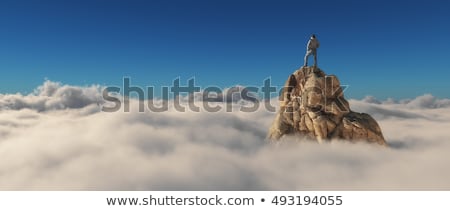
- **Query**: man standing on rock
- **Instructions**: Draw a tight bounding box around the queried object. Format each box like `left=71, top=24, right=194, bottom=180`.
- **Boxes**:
left=303, top=34, right=320, bottom=67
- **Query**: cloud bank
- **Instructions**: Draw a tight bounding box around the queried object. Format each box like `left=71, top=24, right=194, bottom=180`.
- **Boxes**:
left=0, top=80, right=103, bottom=112
left=1, top=81, right=450, bottom=190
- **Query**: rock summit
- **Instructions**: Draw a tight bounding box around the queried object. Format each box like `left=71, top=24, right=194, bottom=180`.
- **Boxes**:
left=267, top=66, right=386, bottom=146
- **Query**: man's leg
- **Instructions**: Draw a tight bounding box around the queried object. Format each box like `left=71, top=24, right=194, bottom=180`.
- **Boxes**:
left=313, top=50, right=317, bottom=66
left=304, top=50, right=311, bottom=67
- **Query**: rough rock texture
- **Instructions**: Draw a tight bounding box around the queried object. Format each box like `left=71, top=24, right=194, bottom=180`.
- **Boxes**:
left=267, top=66, right=386, bottom=146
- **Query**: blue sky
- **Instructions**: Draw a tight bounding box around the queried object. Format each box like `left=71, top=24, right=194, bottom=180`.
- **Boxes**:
left=1, top=0, right=449, bottom=99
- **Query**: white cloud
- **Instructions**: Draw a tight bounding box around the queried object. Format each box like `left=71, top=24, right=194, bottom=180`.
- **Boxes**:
left=1, top=81, right=450, bottom=190
left=360, top=94, right=450, bottom=109
left=0, top=80, right=103, bottom=111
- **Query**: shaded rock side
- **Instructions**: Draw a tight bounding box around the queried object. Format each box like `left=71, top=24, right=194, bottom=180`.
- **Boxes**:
left=267, top=66, right=386, bottom=146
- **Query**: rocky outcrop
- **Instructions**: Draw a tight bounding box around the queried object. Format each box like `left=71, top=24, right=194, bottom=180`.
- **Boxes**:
left=267, top=66, right=386, bottom=146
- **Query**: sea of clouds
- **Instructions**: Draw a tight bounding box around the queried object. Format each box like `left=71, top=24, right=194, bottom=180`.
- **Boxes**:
left=1, top=81, right=450, bottom=190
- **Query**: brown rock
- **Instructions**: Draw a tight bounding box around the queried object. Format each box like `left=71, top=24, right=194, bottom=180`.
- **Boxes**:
left=267, top=66, right=387, bottom=146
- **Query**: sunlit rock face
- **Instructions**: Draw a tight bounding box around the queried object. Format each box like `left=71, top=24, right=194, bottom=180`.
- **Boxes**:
left=268, top=66, right=386, bottom=146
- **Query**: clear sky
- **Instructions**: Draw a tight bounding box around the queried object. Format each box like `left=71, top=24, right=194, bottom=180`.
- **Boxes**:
left=1, top=0, right=449, bottom=99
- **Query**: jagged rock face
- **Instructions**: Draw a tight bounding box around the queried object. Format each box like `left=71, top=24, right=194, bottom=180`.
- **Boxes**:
left=268, top=66, right=386, bottom=146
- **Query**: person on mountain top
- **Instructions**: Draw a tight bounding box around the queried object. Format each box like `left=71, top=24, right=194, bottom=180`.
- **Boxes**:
left=303, top=34, right=320, bottom=67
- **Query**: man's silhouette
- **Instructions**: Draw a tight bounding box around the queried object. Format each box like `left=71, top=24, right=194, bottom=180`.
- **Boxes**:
left=303, top=34, right=320, bottom=67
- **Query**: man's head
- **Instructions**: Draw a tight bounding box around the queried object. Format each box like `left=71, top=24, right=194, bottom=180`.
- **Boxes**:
left=311, top=34, right=316, bottom=39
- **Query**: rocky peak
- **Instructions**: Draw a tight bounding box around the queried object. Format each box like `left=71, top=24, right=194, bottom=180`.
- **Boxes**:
left=267, top=66, right=386, bottom=146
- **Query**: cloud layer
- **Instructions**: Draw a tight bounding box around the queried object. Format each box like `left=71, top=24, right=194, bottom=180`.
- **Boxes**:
left=0, top=80, right=102, bottom=111
left=1, top=81, right=450, bottom=190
